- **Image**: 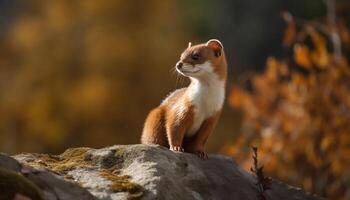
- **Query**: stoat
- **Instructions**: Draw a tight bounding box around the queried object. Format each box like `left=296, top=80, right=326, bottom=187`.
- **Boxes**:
left=141, top=39, right=227, bottom=159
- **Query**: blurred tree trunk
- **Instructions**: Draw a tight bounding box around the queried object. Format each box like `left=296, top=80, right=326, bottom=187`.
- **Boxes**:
left=326, top=0, right=342, bottom=56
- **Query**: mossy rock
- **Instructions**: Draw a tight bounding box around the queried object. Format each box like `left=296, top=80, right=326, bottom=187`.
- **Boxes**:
left=9, top=144, right=321, bottom=200
left=99, top=167, right=143, bottom=198
left=14, top=146, right=144, bottom=199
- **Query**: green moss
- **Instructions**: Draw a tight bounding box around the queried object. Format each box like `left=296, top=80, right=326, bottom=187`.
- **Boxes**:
left=52, top=148, right=90, bottom=174
left=113, top=147, right=126, bottom=157
left=27, top=148, right=91, bottom=175
left=0, top=167, right=44, bottom=200
left=99, top=167, right=143, bottom=199
left=19, top=147, right=144, bottom=199
left=60, top=148, right=90, bottom=159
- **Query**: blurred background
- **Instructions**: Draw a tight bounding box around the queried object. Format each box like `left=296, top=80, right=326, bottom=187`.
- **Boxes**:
left=0, top=0, right=349, bottom=199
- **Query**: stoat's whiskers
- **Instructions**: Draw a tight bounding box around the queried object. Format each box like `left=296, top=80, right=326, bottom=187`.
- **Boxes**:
left=169, top=67, right=177, bottom=74
left=175, top=73, right=179, bottom=90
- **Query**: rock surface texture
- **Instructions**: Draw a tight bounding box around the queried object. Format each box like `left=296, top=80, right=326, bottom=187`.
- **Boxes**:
left=0, top=144, right=321, bottom=200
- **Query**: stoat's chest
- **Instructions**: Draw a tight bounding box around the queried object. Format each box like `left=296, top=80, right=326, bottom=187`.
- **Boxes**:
left=186, top=79, right=225, bottom=136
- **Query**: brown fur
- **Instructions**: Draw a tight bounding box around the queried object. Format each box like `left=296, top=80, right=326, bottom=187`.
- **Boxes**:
left=183, top=111, right=221, bottom=153
left=165, top=97, right=194, bottom=150
left=141, top=107, right=168, bottom=146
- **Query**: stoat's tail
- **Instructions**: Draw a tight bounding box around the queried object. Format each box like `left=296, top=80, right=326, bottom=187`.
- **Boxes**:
left=141, top=107, right=168, bottom=147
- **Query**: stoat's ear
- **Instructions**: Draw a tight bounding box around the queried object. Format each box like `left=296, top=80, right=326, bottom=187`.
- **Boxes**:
left=188, top=42, right=192, bottom=48
left=206, top=39, right=223, bottom=57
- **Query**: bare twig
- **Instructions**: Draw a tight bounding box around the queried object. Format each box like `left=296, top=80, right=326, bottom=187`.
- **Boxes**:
left=250, top=147, right=272, bottom=200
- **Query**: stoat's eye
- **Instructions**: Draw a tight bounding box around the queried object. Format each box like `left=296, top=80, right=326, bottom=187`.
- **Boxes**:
left=191, top=53, right=200, bottom=61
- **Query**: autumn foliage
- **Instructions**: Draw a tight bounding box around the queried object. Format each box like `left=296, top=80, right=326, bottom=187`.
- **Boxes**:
left=0, top=1, right=188, bottom=153
left=226, top=15, right=350, bottom=199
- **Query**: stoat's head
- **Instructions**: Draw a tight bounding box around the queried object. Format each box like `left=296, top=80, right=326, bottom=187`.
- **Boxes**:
left=175, top=39, right=227, bottom=81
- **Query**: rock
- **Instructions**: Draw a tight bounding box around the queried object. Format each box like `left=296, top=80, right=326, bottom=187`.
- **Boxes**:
left=0, top=152, right=95, bottom=200
left=0, top=145, right=321, bottom=200
left=0, top=153, right=21, bottom=171
left=0, top=167, right=44, bottom=200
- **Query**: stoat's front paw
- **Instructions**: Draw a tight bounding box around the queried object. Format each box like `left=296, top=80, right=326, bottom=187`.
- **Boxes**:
left=170, top=146, right=184, bottom=152
left=196, top=151, right=208, bottom=160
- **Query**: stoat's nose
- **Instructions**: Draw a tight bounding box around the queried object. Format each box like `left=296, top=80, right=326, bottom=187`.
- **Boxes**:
left=176, top=62, right=183, bottom=70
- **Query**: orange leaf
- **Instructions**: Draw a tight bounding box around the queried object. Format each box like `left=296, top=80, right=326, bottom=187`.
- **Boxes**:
left=294, top=44, right=313, bottom=69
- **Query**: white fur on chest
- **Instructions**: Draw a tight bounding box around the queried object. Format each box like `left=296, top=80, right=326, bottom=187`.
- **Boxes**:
left=186, top=77, right=225, bottom=136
